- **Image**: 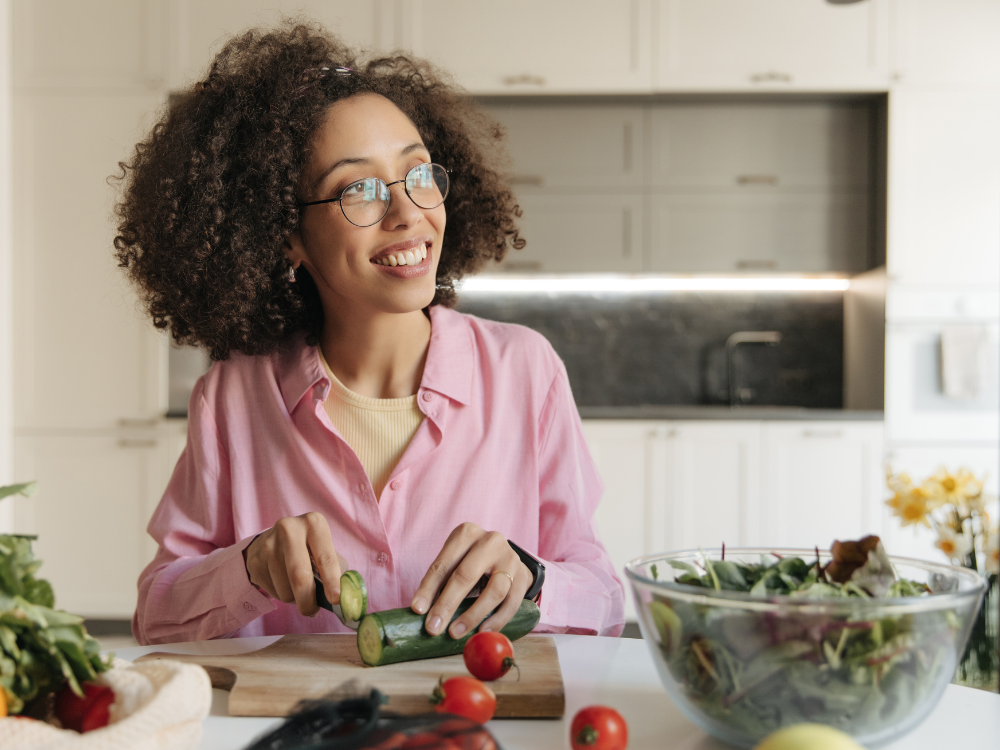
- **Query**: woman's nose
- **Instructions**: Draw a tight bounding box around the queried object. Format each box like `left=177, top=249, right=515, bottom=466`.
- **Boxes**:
left=381, top=182, right=423, bottom=230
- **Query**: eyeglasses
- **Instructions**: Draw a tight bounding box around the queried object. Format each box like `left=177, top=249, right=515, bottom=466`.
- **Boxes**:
left=300, top=163, right=450, bottom=227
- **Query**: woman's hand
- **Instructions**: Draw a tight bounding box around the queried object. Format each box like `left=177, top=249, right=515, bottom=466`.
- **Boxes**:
left=411, top=523, right=534, bottom=638
left=243, top=512, right=348, bottom=617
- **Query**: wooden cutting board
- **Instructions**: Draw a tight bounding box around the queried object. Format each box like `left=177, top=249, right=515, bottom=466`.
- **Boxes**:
left=135, top=634, right=564, bottom=719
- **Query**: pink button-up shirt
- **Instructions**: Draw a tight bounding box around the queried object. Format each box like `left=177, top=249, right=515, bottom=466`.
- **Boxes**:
left=133, top=306, right=625, bottom=645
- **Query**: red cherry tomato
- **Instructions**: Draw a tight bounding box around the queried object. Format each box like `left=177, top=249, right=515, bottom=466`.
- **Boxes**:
left=54, top=682, right=115, bottom=733
left=430, top=676, right=497, bottom=725
left=570, top=705, right=628, bottom=750
left=463, top=632, right=518, bottom=681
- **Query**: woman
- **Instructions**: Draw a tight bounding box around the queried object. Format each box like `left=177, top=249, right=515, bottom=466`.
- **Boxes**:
left=116, top=23, right=625, bottom=645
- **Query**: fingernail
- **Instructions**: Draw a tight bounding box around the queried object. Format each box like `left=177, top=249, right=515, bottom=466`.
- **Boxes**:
left=412, top=597, right=428, bottom=614
left=479, top=625, right=493, bottom=632
left=451, top=622, right=467, bottom=638
left=428, top=615, right=442, bottom=634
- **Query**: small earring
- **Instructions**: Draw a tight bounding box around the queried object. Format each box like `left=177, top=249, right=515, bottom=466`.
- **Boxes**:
left=288, top=265, right=297, bottom=282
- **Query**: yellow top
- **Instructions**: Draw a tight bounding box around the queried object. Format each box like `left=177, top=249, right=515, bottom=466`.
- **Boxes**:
left=318, top=348, right=425, bottom=500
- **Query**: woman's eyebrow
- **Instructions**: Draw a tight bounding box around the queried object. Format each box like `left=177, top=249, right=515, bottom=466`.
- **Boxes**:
left=311, top=142, right=428, bottom=195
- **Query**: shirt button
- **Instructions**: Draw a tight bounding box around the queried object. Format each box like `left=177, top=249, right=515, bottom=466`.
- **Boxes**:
left=357, top=482, right=367, bottom=494
left=421, top=392, right=434, bottom=402
left=389, top=479, right=402, bottom=491
left=377, top=552, right=389, bottom=564
left=243, top=602, right=255, bottom=611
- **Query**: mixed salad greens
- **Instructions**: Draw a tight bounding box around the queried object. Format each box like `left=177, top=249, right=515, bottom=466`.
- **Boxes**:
left=645, top=536, right=966, bottom=741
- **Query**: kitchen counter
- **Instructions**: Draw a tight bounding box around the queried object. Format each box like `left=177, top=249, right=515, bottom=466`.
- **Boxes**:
left=578, top=405, right=884, bottom=420
left=112, top=635, right=997, bottom=750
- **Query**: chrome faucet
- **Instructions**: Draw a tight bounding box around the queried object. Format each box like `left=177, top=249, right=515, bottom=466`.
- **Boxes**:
left=726, top=331, right=783, bottom=406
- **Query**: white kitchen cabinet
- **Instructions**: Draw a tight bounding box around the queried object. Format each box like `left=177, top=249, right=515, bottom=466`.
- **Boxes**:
left=581, top=420, right=662, bottom=620
left=13, top=432, right=160, bottom=617
left=886, top=90, right=1000, bottom=285
left=655, top=0, right=890, bottom=91
left=164, top=1, right=382, bottom=88
left=503, top=193, right=644, bottom=273
left=480, top=103, right=645, bottom=191
left=658, top=421, right=761, bottom=550
left=758, top=421, right=885, bottom=550
left=889, top=0, right=1000, bottom=89
left=12, top=94, right=167, bottom=430
left=13, top=0, right=165, bottom=90
left=391, top=0, right=653, bottom=94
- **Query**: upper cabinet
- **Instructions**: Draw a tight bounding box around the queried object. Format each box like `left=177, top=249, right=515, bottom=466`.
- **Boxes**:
left=655, top=0, right=890, bottom=92
left=391, top=0, right=654, bottom=94
left=164, top=1, right=381, bottom=89
left=13, top=0, right=165, bottom=90
left=889, top=0, right=1000, bottom=89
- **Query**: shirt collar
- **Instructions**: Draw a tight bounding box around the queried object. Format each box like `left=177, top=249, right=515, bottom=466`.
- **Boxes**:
left=275, top=306, right=474, bottom=413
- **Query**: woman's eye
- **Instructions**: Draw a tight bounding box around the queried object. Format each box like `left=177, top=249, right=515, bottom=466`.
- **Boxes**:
left=343, top=181, right=367, bottom=196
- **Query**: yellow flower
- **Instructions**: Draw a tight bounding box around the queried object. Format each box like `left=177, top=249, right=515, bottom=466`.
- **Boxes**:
left=935, top=527, right=972, bottom=563
left=922, top=466, right=985, bottom=511
left=886, top=485, right=933, bottom=528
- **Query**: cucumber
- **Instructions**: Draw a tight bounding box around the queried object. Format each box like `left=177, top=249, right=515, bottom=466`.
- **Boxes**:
left=339, top=570, right=367, bottom=621
left=357, top=598, right=541, bottom=667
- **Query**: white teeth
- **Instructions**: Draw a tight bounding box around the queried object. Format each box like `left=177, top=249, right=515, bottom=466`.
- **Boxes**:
left=387, top=255, right=397, bottom=266
left=421, top=244, right=427, bottom=259
left=404, top=250, right=416, bottom=265
left=395, top=252, right=406, bottom=265
left=374, top=244, right=428, bottom=267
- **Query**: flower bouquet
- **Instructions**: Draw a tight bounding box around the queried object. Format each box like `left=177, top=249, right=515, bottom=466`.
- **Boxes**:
left=886, top=466, right=999, bottom=691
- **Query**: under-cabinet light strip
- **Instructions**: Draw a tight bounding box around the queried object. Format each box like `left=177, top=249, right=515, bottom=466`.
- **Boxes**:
left=458, top=275, right=852, bottom=294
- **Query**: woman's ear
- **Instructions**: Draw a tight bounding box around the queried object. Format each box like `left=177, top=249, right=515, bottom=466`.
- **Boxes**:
left=283, top=229, right=305, bottom=269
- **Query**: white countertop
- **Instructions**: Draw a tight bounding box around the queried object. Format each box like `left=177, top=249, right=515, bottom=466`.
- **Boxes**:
left=113, top=635, right=999, bottom=750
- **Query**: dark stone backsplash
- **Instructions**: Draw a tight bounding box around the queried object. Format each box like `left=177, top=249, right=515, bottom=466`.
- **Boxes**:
left=455, top=292, right=844, bottom=409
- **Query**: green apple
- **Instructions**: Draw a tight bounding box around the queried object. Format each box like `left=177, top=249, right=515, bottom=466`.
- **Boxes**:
left=754, top=724, right=863, bottom=750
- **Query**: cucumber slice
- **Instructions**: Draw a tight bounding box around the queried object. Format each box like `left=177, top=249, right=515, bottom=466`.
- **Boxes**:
left=357, top=598, right=540, bottom=667
left=339, top=570, right=367, bottom=621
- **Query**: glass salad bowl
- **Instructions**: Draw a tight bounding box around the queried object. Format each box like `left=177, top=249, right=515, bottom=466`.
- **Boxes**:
left=624, top=548, right=987, bottom=749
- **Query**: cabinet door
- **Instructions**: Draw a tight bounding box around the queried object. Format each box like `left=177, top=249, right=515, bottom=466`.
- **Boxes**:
left=655, top=0, right=890, bottom=91
left=660, top=421, right=761, bottom=550
left=887, top=90, right=1000, bottom=284
left=759, top=422, right=885, bottom=550
left=581, top=420, right=663, bottom=621
left=13, top=95, right=167, bottom=430
left=480, top=103, right=645, bottom=191
left=165, top=1, right=381, bottom=88
left=14, top=0, right=165, bottom=89
left=890, top=0, right=1000, bottom=89
left=394, top=1, right=653, bottom=94
left=504, top=194, right=644, bottom=273
left=649, top=192, right=868, bottom=273
left=13, top=433, right=161, bottom=618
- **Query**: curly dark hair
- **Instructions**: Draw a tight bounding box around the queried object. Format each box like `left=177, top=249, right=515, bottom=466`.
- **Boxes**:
left=113, top=22, right=523, bottom=361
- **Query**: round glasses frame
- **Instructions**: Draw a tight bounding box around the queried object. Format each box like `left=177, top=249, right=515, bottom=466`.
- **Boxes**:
left=299, top=163, right=450, bottom=228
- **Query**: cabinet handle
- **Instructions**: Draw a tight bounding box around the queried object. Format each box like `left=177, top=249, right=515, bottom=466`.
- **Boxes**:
left=118, top=439, right=158, bottom=449
left=750, top=71, right=793, bottom=84
left=802, top=429, right=843, bottom=439
left=651, top=427, right=678, bottom=439
left=502, top=74, right=546, bottom=86
left=118, top=418, right=158, bottom=428
left=502, top=260, right=542, bottom=272
left=736, top=174, right=778, bottom=186
left=736, top=259, right=778, bottom=271
left=511, top=174, right=544, bottom=186
left=622, top=210, right=632, bottom=258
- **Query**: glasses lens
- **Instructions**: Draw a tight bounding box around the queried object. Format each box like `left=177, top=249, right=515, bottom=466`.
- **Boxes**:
left=406, top=164, right=449, bottom=209
left=340, top=178, right=389, bottom=227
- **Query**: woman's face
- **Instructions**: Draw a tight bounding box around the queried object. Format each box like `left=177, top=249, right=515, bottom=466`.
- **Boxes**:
left=287, top=93, right=446, bottom=319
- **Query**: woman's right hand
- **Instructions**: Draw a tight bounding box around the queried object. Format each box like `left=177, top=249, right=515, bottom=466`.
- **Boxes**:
left=243, top=512, right=348, bottom=617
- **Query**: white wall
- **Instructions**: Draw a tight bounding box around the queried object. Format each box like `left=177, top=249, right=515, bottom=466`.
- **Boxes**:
left=0, top=0, right=13, bottom=532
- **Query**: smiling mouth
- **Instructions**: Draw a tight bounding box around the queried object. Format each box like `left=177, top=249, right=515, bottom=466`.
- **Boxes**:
left=371, top=242, right=428, bottom=267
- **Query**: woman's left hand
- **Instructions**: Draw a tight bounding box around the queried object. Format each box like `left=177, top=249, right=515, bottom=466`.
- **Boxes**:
left=411, top=523, right=534, bottom=638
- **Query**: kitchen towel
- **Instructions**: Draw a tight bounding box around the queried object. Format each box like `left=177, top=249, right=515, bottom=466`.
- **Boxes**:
left=940, top=325, right=989, bottom=400
left=0, top=658, right=211, bottom=750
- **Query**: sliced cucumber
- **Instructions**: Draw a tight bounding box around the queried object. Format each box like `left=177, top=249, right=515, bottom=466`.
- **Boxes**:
left=357, top=598, right=540, bottom=667
left=339, top=570, right=367, bottom=622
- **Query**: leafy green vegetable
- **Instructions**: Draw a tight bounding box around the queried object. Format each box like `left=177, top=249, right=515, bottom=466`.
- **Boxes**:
left=646, top=537, right=961, bottom=743
left=0, top=483, right=111, bottom=714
